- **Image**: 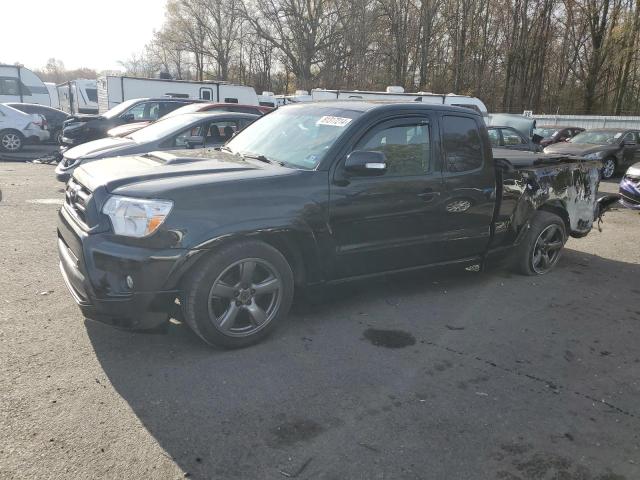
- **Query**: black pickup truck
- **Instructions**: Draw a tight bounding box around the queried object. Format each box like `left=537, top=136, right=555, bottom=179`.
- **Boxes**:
left=57, top=102, right=617, bottom=348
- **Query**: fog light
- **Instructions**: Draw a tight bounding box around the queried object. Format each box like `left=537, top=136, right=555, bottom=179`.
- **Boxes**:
left=125, top=275, right=134, bottom=289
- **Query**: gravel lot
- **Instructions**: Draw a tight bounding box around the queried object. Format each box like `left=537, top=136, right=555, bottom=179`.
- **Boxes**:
left=1, top=162, right=639, bottom=480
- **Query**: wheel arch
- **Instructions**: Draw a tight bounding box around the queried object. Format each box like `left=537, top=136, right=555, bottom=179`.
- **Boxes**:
left=537, top=201, right=570, bottom=236
left=166, top=226, right=323, bottom=292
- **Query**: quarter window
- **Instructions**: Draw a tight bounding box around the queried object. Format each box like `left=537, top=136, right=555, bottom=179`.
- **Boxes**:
left=487, top=128, right=500, bottom=147
left=501, top=128, right=526, bottom=146
left=442, top=116, right=483, bottom=172
left=355, top=122, right=430, bottom=176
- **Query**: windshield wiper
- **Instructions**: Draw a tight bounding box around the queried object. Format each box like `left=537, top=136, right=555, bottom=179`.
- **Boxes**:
left=218, top=145, right=235, bottom=154
left=240, top=152, right=286, bottom=166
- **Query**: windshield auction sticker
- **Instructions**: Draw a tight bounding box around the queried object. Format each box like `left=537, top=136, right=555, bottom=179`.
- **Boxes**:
left=317, top=116, right=352, bottom=127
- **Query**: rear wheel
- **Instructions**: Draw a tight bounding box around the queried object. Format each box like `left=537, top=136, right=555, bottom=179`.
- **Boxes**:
left=515, top=211, right=567, bottom=276
left=182, top=240, right=294, bottom=348
left=0, top=130, right=24, bottom=152
left=601, top=157, right=616, bottom=180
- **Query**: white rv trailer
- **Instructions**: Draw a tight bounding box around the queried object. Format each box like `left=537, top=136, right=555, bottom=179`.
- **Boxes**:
left=44, top=83, right=60, bottom=109
left=310, top=86, right=488, bottom=116
left=97, top=75, right=259, bottom=113
left=0, top=64, right=51, bottom=106
left=258, top=91, right=277, bottom=108
left=57, top=79, right=98, bottom=114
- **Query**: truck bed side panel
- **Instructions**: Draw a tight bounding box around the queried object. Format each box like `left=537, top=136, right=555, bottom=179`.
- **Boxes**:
left=491, top=159, right=601, bottom=249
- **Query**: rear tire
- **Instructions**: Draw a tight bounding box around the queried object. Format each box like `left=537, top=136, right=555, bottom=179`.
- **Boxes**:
left=601, top=157, right=616, bottom=180
left=514, top=211, right=567, bottom=276
left=182, top=240, right=294, bottom=348
left=0, top=130, right=24, bottom=153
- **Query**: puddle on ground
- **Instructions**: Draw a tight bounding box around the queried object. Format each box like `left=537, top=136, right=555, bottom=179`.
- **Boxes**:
left=271, top=418, right=324, bottom=446
left=26, top=198, right=64, bottom=205
left=363, top=328, right=416, bottom=348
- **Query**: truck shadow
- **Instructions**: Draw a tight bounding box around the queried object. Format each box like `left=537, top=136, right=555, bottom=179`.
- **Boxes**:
left=86, top=248, right=640, bottom=479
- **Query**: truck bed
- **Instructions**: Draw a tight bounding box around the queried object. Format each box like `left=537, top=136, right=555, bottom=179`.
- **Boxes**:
left=492, top=148, right=593, bottom=169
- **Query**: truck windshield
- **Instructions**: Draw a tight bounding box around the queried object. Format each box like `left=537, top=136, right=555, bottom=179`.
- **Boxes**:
left=102, top=99, right=141, bottom=119
left=225, top=105, right=362, bottom=169
left=569, top=130, right=623, bottom=145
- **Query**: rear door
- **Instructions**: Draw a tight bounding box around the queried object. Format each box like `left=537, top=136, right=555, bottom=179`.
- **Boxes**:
left=439, top=114, right=496, bottom=259
left=328, top=114, right=448, bottom=278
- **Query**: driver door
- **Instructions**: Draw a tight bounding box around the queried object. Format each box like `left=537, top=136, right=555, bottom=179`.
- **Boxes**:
left=327, top=115, right=446, bottom=279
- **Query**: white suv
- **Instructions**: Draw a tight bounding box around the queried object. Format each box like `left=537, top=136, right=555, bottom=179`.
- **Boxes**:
left=0, top=103, right=49, bottom=152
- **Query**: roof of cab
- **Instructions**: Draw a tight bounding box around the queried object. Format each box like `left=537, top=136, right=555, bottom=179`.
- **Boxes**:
left=282, top=100, right=482, bottom=116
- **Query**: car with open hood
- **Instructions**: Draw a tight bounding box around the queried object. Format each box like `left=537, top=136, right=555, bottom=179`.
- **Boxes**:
left=55, top=111, right=257, bottom=182
left=543, top=128, right=640, bottom=179
left=107, top=102, right=272, bottom=138
left=534, top=126, right=584, bottom=148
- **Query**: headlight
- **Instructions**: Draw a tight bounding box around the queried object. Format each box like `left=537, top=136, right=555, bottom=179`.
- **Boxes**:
left=102, top=195, right=173, bottom=238
left=584, top=153, right=601, bottom=160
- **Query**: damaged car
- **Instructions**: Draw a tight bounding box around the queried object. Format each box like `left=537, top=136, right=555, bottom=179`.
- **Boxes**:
left=619, top=162, right=640, bottom=209
left=57, top=102, right=618, bottom=348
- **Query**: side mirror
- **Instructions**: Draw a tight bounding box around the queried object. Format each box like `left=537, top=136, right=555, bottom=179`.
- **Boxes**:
left=344, top=150, right=387, bottom=176
left=532, top=133, right=543, bottom=144
left=121, top=113, right=135, bottom=122
left=185, top=135, right=204, bottom=149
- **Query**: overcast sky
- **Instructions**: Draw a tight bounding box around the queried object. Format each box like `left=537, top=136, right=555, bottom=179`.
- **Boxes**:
left=0, top=0, right=167, bottom=72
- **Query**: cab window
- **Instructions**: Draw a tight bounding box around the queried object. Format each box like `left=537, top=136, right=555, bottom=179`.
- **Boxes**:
left=501, top=128, right=527, bottom=146
left=442, top=116, right=483, bottom=172
left=355, top=121, right=431, bottom=176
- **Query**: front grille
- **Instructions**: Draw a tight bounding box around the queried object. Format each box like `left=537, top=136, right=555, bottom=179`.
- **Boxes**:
left=65, top=178, right=92, bottom=227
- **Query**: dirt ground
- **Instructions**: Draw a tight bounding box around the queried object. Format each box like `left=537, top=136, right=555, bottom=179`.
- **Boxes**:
left=1, top=162, right=639, bottom=480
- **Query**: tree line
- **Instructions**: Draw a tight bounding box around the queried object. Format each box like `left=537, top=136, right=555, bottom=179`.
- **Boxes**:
left=118, top=0, right=640, bottom=115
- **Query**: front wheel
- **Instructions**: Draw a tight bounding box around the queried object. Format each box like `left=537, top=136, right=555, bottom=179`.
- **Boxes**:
left=182, top=240, right=294, bottom=348
left=601, top=157, right=616, bottom=180
left=0, top=130, right=24, bottom=152
left=514, top=211, right=567, bottom=276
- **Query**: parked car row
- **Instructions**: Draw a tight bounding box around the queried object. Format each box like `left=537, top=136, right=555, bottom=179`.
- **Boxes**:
left=55, top=111, right=258, bottom=181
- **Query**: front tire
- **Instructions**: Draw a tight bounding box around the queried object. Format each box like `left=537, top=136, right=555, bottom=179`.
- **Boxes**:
left=0, top=130, right=24, bottom=152
left=182, top=240, right=294, bottom=348
left=515, top=211, right=567, bottom=276
left=601, top=157, right=616, bottom=179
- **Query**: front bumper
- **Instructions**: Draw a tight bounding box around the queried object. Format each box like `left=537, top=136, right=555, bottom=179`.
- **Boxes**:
left=55, top=161, right=75, bottom=183
left=57, top=206, right=184, bottom=330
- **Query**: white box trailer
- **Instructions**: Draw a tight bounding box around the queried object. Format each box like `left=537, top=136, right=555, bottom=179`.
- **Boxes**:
left=310, top=86, right=488, bottom=116
left=44, top=83, right=60, bottom=109
left=97, top=75, right=259, bottom=113
left=57, top=79, right=98, bottom=114
left=0, top=64, right=51, bottom=106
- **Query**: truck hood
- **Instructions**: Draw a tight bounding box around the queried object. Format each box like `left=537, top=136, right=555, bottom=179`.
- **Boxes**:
left=73, top=149, right=278, bottom=193
left=543, top=142, right=615, bottom=156
left=65, top=137, right=135, bottom=160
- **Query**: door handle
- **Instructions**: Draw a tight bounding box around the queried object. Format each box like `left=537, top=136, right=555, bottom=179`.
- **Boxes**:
left=417, top=189, right=439, bottom=202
